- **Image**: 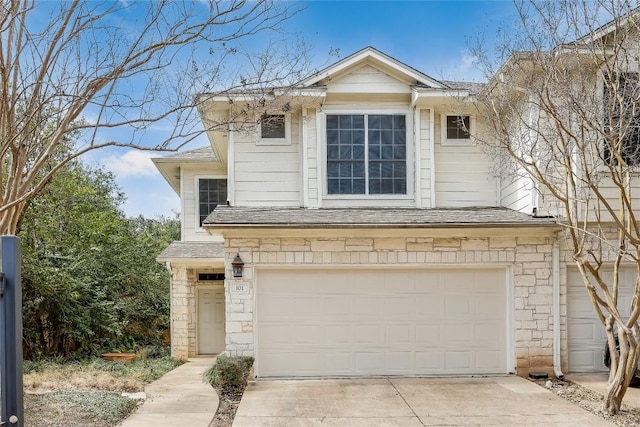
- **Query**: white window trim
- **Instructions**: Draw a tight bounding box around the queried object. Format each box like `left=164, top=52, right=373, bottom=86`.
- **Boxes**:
left=320, top=107, right=414, bottom=205
left=256, top=113, right=291, bottom=146
left=194, top=174, right=227, bottom=233
left=441, top=114, right=475, bottom=146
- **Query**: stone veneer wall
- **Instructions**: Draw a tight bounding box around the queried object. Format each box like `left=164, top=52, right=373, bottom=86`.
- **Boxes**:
left=223, top=233, right=565, bottom=376
left=170, top=267, right=199, bottom=359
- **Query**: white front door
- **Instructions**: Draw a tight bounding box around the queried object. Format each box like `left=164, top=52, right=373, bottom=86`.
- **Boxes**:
left=198, top=287, right=225, bottom=354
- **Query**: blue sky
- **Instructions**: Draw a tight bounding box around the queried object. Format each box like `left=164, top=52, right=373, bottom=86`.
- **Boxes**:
left=89, top=0, right=519, bottom=219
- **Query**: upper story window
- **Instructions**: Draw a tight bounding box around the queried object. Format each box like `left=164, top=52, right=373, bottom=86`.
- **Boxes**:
left=442, top=114, right=473, bottom=145
left=603, top=72, right=640, bottom=166
left=327, top=114, right=406, bottom=195
left=198, top=178, right=227, bottom=227
left=258, top=113, right=290, bottom=145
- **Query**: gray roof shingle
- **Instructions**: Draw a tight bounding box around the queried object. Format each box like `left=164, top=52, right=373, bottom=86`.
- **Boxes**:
left=439, top=80, right=486, bottom=95
left=157, top=241, right=225, bottom=261
left=155, top=146, right=217, bottom=162
left=203, top=207, right=557, bottom=228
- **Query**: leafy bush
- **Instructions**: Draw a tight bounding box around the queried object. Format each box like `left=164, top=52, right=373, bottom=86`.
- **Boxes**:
left=20, top=162, right=180, bottom=359
left=203, top=355, right=254, bottom=393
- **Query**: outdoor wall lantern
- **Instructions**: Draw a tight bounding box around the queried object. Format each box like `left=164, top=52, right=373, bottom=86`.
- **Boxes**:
left=232, top=254, right=245, bottom=278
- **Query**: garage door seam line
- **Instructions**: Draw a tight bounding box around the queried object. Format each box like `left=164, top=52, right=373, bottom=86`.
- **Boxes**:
left=387, top=379, right=426, bottom=427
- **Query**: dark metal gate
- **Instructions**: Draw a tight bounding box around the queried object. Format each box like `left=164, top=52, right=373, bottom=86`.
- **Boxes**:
left=0, top=236, right=24, bottom=427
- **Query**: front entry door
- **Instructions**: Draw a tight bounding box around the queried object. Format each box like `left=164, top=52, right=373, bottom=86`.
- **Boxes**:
left=197, top=287, right=225, bottom=354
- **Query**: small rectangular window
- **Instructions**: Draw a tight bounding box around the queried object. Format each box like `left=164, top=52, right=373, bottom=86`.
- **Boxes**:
left=198, top=178, right=227, bottom=227
left=446, top=115, right=471, bottom=139
left=198, top=273, right=225, bottom=281
left=260, top=114, right=286, bottom=139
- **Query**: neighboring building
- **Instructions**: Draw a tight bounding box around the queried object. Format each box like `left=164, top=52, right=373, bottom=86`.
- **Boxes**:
left=154, top=43, right=631, bottom=378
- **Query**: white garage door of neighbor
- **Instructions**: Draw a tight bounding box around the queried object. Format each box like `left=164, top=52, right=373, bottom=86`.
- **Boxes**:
left=568, top=267, right=637, bottom=372
left=256, top=268, right=508, bottom=377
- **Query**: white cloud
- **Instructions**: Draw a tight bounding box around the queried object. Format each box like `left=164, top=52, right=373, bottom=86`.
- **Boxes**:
left=101, top=150, right=159, bottom=178
left=444, top=50, right=483, bottom=82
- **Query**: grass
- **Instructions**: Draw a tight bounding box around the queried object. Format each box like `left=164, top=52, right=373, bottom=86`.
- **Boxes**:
left=23, top=355, right=183, bottom=427
left=24, top=356, right=182, bottom=392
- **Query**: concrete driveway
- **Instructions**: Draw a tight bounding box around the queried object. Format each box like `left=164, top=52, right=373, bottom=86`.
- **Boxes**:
left=233, top=376, right=613, bottom=426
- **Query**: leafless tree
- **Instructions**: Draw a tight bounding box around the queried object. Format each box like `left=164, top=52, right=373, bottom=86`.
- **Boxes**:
left=474, top=0, right=640, bottom=413
left=0, top=0, right=312, bottom=234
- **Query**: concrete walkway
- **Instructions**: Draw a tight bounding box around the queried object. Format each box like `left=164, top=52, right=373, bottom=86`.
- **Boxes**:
left=118, top=357, right=218, bottom=427
left=234, top=376, right=613, bottom=426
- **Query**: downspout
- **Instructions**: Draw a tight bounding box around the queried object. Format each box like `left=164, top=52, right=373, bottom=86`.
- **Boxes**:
left=553, top=235, right=565, bottom=379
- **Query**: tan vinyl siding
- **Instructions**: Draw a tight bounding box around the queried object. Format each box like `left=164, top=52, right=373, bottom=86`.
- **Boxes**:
left=305, top=110, right=319, bottom=207
left=501, top=177, right=534, bottom=213
left=234, top=113, right=302, bottom=207
left=327, top=64, right=412, bottom=94
left=182, top=165, right=226, bottom=242
left=434, top=114, right=497, bottom=207
left=419, top=109, right=432, bottom=207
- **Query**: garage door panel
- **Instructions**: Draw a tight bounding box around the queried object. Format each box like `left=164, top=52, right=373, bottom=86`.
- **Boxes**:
left=385, top=296, right=415, bottom=318
left=326, top=352, right=355, bottom=373
left=386, top=324, right=411, bottom=345
left=445, top=324, right=472, bottom=344
left=259, top=324, right=292, bottom=345
left=476, top=350, right=503, bottom=369
left=445, top=351, right=472, bottom=370
left=387, top=351, right=413, bottom=371
left=568, top=267, right=637, bottom=372
left=295, top=298, right=324, bottom=317
left=355, top=297, right=384, bottom=315
left=385, top=272, right=417, bottom=291
left=475, top=323, right=503, bottom=343
left=325, top=325, right=352, bottom=345
left=414, top=295, right=445, bottom=317
left=294, top=325, right=324, bottom=344
left=355, top=352, right=385, bottom=373
left=257, top=268, right=507, bottom=377
left=415, top=351, right=443, bottom=371
left=354, top=325, right=383, bottom=344
left=415, top=323, right=441, bottom=344
left=445, top=296, right=471, bottom=318
left=325, top=297, right=352, bottom=316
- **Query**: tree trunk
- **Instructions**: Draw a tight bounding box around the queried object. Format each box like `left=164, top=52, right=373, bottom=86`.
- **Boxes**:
left=604, top=328, right=638, bottom=415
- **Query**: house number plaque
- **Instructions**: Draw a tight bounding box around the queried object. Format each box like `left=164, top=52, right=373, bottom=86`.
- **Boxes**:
left=231, top=283, right=249, bottom=294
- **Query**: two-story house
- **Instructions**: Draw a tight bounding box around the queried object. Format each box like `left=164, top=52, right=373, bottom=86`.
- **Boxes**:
left=155, top=45, right=624, bottom=379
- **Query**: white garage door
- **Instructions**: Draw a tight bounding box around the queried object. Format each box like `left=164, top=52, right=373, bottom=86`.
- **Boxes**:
left=568, top=267, right=636, bottom=372
left=256, top=268, right=508, bottom=377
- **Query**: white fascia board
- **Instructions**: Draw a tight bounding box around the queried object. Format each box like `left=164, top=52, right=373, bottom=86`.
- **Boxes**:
left=411, top=89, right=472, bottom=106
left=301, top=47, right=446, bottom=89
left=151, top=160, right=180, bottom=195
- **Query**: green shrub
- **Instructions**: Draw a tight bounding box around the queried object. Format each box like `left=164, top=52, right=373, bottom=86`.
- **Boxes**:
left=203, top=355, right=254, bottom=393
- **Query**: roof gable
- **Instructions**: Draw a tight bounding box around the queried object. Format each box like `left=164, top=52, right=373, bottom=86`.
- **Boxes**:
left=301, top=46, right=447, bottom=89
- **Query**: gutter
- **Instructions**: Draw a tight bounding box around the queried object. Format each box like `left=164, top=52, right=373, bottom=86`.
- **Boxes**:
left=553, top=235, right=565, bottom=379
left=203, top=222, right=561, bottom=230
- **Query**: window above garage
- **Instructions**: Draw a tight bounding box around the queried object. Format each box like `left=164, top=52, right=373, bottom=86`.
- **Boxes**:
left=441, top=114, right=474, bottom=146
left=326, top=113, right=407, bottom=195
left=257, top=113, right=291, bottom=146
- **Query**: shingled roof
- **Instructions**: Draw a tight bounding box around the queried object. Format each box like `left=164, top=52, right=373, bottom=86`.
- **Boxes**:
left=157, top=241, right=225, bottom=262
left=203, top=206, right=557, bottom=228
left=155, top=146, right=217, bottom=162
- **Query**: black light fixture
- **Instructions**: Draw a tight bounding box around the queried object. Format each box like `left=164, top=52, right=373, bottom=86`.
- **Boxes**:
left=232, top=254, right=244, bottom=278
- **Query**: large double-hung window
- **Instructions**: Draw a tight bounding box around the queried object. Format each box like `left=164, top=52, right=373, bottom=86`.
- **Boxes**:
left=326, top=114, right=406, bottom=195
